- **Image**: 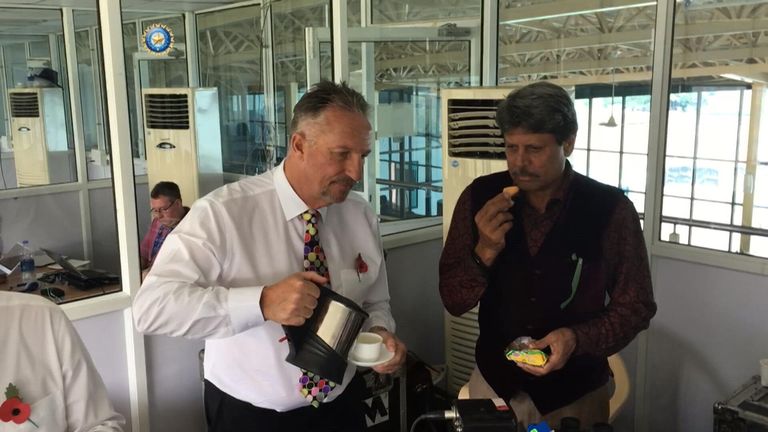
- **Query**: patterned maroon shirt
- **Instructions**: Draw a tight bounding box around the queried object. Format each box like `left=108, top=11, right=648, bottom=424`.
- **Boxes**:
left=439, top=165, right=657, bottom=356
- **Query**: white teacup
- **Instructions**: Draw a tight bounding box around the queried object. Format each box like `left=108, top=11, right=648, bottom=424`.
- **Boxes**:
left=351, top=332, right=382, bottom=362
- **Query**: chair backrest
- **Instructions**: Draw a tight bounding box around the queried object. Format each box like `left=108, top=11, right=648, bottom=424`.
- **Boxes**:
left=608, top=353, right=630, bottom=423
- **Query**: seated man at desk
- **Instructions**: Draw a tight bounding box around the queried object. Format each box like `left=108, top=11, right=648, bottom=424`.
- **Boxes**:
left=0, top=291, right=125, bottom=430
left=140, top=181, right=189, bottom=271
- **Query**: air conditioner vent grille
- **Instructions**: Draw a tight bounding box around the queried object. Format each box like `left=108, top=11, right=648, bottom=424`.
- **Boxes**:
left=447, top=98, right=504, bottom=160
left=10, top=92, right=40, bottom=118
left=144, top=93, right=190, bottom=130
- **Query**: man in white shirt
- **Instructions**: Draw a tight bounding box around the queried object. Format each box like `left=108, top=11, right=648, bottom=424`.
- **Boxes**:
left=0, top=292, right=125, bottom=432
left=134, top=80, right=407, bottom=431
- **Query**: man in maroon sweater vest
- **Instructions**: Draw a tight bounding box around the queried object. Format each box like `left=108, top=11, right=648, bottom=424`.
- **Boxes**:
left=439, top=82, right=656, bottom=429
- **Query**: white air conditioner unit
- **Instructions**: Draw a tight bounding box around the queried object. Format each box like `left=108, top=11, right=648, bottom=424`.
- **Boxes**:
left=440, top=87, right=511, bottom=395
left=8, top=87, right=74, bottom=187
left=143, top=88, right=223, bottom=205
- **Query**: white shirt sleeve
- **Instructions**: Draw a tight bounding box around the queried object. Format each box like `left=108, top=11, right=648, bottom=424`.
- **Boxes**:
left=360, top=212, right=396, bottom=333
left=133, top=197, right=266, bottom=339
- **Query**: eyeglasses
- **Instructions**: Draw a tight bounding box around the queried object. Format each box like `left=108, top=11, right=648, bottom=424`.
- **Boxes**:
left=150, top=199, right=177, bottom=216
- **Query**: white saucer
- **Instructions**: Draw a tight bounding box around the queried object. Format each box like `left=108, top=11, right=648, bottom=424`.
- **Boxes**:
left=348, top=344, right=395, bottom=367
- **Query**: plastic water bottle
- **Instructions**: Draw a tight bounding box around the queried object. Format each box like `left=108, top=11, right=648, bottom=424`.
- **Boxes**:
left=20, top=240, right=36, bottom=284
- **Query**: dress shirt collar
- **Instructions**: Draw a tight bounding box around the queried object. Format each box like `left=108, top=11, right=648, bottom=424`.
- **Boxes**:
left=546, top=160, right=574, bottom=210
left=273, top=161, right=329, bottom=221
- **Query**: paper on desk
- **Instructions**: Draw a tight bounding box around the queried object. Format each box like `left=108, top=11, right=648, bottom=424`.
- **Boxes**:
left=49, top=259, right=90, bottom=270
left=34, top=254, right=55, bottom=267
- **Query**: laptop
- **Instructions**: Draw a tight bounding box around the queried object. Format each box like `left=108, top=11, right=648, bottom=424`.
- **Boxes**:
left=0, top=243, right=24, bottom=275
left=40, top=248, right=120, bottom=289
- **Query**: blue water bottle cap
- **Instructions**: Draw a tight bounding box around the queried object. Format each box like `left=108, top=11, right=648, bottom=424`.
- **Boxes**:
left=527, top=421, right=552, bottom=432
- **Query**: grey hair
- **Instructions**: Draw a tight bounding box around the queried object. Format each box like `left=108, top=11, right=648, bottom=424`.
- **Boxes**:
left=289, top=80, right=369, bottom=135
left=496, top=81, right=578, bottom=144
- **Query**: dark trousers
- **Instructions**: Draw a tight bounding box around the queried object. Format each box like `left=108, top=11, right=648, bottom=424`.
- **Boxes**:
left=204, top=374, right=366, bottom=432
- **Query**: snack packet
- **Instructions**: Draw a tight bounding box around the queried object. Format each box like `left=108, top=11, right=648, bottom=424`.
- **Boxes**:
left=505, top=336, right=548, bottom=367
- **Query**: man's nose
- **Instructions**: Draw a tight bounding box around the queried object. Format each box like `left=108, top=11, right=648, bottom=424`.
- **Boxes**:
left=346, top=155, right=364, bottom=182
left=507, top=149, right=524, bottom=167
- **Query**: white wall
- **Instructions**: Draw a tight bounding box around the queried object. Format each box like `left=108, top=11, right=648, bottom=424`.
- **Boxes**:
left=74, top=311, right=132, bottom=431
left=386, top=237, right=445, bottom=366
left=646, top=256, right=768, bottom=431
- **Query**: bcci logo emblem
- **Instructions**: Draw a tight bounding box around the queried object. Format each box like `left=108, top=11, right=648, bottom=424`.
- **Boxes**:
left=142, top=23, right=174, bottom=55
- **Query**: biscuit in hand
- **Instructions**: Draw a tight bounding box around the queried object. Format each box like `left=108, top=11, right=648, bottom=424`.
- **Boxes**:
left=503, top=185, right=520, bottom=200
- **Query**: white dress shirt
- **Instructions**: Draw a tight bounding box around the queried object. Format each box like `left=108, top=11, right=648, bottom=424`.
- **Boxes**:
left=0, top=292, right=125, bottom=432
left=133, top=163, right=395, bottom=411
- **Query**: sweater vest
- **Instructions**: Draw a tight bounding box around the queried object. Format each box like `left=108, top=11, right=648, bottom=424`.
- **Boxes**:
left=469, top=170, right=623, bottom=414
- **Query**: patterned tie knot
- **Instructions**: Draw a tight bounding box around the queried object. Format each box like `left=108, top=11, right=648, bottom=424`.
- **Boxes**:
left=302, top=209, right=328, bottom=279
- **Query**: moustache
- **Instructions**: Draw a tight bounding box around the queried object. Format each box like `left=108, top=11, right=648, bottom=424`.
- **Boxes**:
left=511, top=170, right=538, bottom=178
left=331, top=176, right=356, bottom=188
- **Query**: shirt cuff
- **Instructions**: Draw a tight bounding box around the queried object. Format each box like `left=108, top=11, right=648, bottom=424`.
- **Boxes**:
left=227, top=286, right=266, bottom=333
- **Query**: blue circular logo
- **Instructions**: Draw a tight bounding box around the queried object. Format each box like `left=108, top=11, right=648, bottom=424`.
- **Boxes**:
left=143, top=24, right=173, bottom=54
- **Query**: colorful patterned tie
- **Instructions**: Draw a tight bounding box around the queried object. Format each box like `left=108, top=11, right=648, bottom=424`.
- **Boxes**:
left=297, top=209, right=336, bottom=407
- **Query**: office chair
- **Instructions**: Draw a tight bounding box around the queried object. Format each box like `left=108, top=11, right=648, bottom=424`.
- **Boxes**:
left=456, top=353, right=630, bottom=424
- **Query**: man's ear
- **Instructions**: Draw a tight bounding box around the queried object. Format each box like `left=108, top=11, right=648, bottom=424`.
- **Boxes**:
left=563, top=135, right=576, bottom=157
left=289, top=132, right=306, bottom=159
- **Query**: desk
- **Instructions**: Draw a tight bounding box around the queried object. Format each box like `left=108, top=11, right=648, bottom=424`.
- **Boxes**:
left=0, top=271, right=121, bottom=304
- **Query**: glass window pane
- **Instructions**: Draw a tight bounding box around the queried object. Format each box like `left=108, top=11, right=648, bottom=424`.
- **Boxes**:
left=569, top=149, right=587, bottom=174
left=661, top=222, right=690, bottom=244
left=272, top=0, right=328, bottom=162
left=0, top=8, right=77, bottom=190
left=590, top=96, right=621, bottom=152
left=756, top=165, right=768, bottom=207
left=662, top=196, right=691, bottom=219
left=621, top=154, right=647, bottom=193
left=692, top=200, right=732, bottom=224
left=371, top=0, right=480, bottom=25
left=747, top=235, right=768, bottom=259
left=624, top=95, right=650, bottom=154
left=666, top=92, right=697, bottom=158
left=0, top=4, right=122, bottom=304
left=588, top=151, right=620, bottom=187
left=627, top=192, right=645, bottom=216
left=198, top=6, right=262, bottom=176
left=664, top=156, right=693, bottom=197
left=690, top=227, right=730, bottom=252
left=697, top=90, right=741, bottom=160
left=574, top=99, right=589, bottom=150
left=663, top=0, right=768, bottom=256
left=692, top=160, right=735, bottom=202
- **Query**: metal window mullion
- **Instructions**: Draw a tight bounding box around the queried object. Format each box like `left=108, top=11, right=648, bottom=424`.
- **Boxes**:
left=641, top=0, right=676, bottom=431
left=262, top=2, right=276, bottom=169
left=331, top=0, right=348, bottom=83
left=96, top=2, right=147, bottom=432
left=740, top=83, right=763, bottom=253
left=481, top=0, right=498, bottom=86
left=688, top=90, right=702, bottom=231
left=185, top=12, right=200, bottom=88
left=63, top=8, right=93, bottom=262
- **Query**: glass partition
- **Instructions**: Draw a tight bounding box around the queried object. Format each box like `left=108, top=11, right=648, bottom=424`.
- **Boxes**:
left=0, top=5, right=122, bottom=304
left=340, top=1, right=481, bottom=221
left=661, top=0, right=768, bottom=258
left=0, top=8, right=76, bottom=190
left=197, top=5, right=265, bottom=176
left=498, top=1, right=656, bottom=217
